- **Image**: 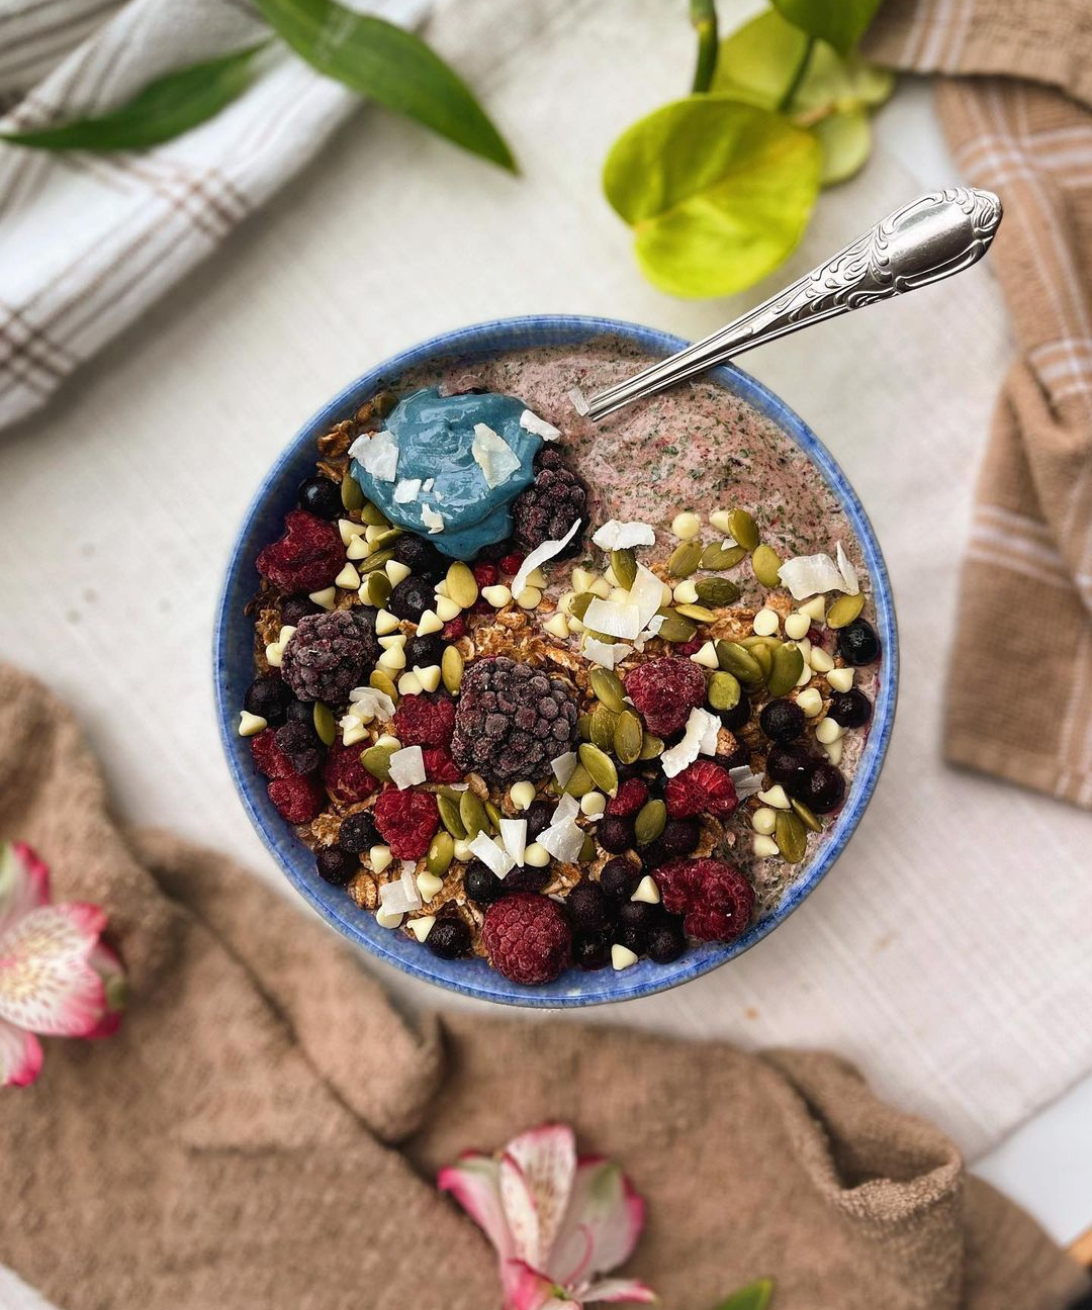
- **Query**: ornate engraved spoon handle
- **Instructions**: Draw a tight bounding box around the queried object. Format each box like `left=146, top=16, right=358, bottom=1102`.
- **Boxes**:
left=576, top=187, right=1003, bottom=422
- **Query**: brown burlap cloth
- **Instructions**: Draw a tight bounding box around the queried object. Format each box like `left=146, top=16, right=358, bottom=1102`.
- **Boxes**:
left=865, top=0, right=1092, bottom=806
left=0, top=662, right=1086, bottom=1308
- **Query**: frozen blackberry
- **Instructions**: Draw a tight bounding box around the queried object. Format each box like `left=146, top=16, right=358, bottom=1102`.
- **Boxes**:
left=407, top=633, right=443, bottom=669
left=760, top=699, right=805, bottom=743
left=394, top=534, right=446, bottom=580
left=281, top=609, right=380, bottom=705
left=450, top=656, right=580, bottom=788
left=338, top=811, right=378, bottom=854
left=573, top=932, right=612, bottom=970
left=597, top=815, right=634, bottom=854
left=297, top=477, right=342, bottom=519
left=828, top=689, right=872, bottom=729
left=566, top=882, right=609, bottom=933
left=388, top=576, right=436, bottom=622
left=600, top=857, right=641, bottom=901
left=245, top=675, right=292, bottom=725
left=717, top=688, right=751, bottom=733
left=524, top=798, right=556, bottom=841
left=274, top=721, right=323, bottom=774
left=511, top=448, right=587, bottom=555
left=316, top=846, right=357, bottom=886
left=647, top=917, right=686, bottom=964
left=837, top=618, right=881, bottom=666
left=280, top=595, right=320, bottom=627
left=464, top=861, right=509, bottom=904
left=427, top=916, right=472, bottom=960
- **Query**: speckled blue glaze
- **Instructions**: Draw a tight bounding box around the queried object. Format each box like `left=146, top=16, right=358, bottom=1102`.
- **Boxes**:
left=351, top=388, right=541, bottom=558
left=214, top=316, right=898, bottom=1010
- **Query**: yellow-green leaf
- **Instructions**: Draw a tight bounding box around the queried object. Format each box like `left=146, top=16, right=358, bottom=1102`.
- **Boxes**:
left=713, top=1278, right=775, bottom=1310
left=603, top=96, right=821, bottom=299
left=252, top=0, right=516, bottom=172
left=814, top=106, right=871, bottom=184
left=770, top=0, right=884, bottom=56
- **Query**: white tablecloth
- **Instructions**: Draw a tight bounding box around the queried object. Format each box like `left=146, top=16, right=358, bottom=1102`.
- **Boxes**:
left=1, top=0, right=1089, bottom=1161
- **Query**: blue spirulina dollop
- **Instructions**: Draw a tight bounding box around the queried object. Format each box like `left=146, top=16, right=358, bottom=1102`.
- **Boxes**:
left=350, top=389, right=542, bottom=560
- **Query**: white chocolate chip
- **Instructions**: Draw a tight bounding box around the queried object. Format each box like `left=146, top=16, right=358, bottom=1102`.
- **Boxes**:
left=809, top=647, right=835, bottom=673
left=238, top=710, right=267, bottom=737
left=435, top=595, right=461, bottom=622
left=434, top=580, right=449, bottom=598
left=588, top=577, right=612, bottom=599
left=346, top=535, right=371, bottom=560
left=524, top=842, right=550, bottom=868
left=516, top=586, right=542, bottom=609
left=753, top=608, right=780, bottom=637
left=339, top=518, right=367, bottom=545
left=375, top=905, right=404, bottom=929
left=690, top=640, right=719, bottom=669
left=827, top=667, right=855, bottom=693
left=341, top=721, right=368, bottom=747
left=416, top=609, right=442, bottom=636
left=264, top=641, right=285, bottom=668
left=784, top=612, right=811, bottom=641
left=567, top=616, right=584, bottom=634
left=822, top=737, right=844, bottom=766
left=757, top=784, right=791, bottom=809
left=673, top=579, right=699, bottom=605
left=753, top=835, right=780, bottom=858
left=611, top=943, right=640, bottom=971
left=672, top=511, right=701, bottom=540
left=509, top=781, right=536, bottom=811
left=709, top=510, right=734, bottom=535
left=580, top=792, right=607, bottom=818
left=631, top=875, right=661, bottom=905
left=386, top=560, right=412, bottom=586
left=544, top=612, right=570, bottom=640
left=375, top=734, right=402, bottom=750
left=796, top=661, right=813, bottom=688
left=397, top=671, right=423, bottom=696
left=373, top=609, right=399, bottom=637
left=799, top=596, right=826, bottom=622
left=797, top=687, right=823, bottom=718
left=815, top=717, right=844, bottom=745
left=416, top=872, right=444, bottom=902
left=365, top=524, right=388, bottom=544
left=278, top=625, right=297, bottom=646
left=607, top=586, right=631, bottom=605
left=415, top=664, right=442, bottom=693
left=558, top=590, right=577, bottom=615
left=308, top=586, right=337, bottom=611
left=335, top=562, right=361, bottom=590
left=370, top=844, right=393, bottom=874
left=525, top=567, right=547, bottom=588
left=751, top=806, right=777, bottom=835
left=482, top=584, right=512, bottom=608
left=379, top=632, right=406, bottom=650
left=453, top=838, right=473, bottom=862
left=408, top=915, right=436, bottom=942
left=572, top=567, right=597, bottom=593
left=378, top=646, right=406, bottom=672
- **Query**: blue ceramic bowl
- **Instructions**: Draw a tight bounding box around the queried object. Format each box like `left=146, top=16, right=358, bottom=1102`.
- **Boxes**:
left=215, top=316, right=897, bottom=1008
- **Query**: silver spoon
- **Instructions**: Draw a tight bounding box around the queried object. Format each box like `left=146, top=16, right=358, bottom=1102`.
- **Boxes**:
left=572, top=187, right=1002, bottom=422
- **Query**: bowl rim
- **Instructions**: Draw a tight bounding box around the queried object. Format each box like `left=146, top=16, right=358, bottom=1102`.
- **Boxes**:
left=214, top=313, right=899, bottom=1008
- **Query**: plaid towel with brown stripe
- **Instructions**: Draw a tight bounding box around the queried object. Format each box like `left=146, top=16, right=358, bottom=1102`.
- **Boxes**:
left=0, top=0, right=425, bottom=430
left=865, top=1, right=1092, bottom=807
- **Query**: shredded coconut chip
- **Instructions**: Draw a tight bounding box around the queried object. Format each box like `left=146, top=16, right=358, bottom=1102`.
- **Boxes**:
left=836, top=542, right=860, bottom=596
left=499, top=818, right=528, bottom=866
left=421, top=503, right=445, bottom=534
left=729, top=765, right=764, bottom=798
left=393, top=478, right=421, bottom=503
left=468, top=831, right=515, bottom=878
left=777, top=552, right=848, bottom=600
left=661, top=708, right=722, bottom=777
left=592, top=520, right=656, bottom=551
left=471, top=423, right=522, bottom=489
left=388, top=745, right=426, bottom=789
left=349, top=428, right=398, bottom=482
left=512, top=517, right=581, bottom=599
left=550, top=751, right=578, bottom=786
left=582, top=636, right=633, bottom=668
left=582, top=597, right=642, bottom=641
left=519, top=408, right=560, bottom=441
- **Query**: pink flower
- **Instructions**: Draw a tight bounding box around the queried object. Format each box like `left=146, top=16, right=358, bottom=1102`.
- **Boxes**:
left=0, top=842, right=126, bottom=1088
left=439, top=1123, right=656, bottom=1309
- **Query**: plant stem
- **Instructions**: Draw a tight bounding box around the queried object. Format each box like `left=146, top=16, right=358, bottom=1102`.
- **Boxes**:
left=777, top=34, right=815, bottom=113
left=689, top=0, right=718, bottom=94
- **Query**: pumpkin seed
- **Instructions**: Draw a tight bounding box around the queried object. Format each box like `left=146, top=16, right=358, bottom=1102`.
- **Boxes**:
left=826, top=592, right=865, bottom=629
left=675, top=602, right=717, bottom=623
left=359, top=548, right=395, bottom=574
left=639, top=733, right=665, bottom=760
left=667, top=541, right=703, bottom=577
left=775, top=810, right=808, bottom=864
left=312, top=702, right=337, bottom=746
left=707, top=670, right=741, bottom=712
left=611, top=547, right=637, bottom=590
left=569, top=591, right=594, bottom=621
left=614, top=710, right=644, bottom=765
left=790, top=797, right=823, bottom=833
left=361, top=743, right=395, bottom=781
left=716, top=640, right=764, bottom=686
left=751, top=642, right=773, bottom=682
left=369, top=528, right=403, bottom=551
left=485, top=800, right=503, bottom=831
left=361, top=500, right=389, bottom=527
left=446, top=561, right=479, bottom=610
left=361, top=571, right=391, bottom=607
left=589, top=667, right=626, bottom=714
left=579, top=834, right=597, bottom=863
left=340, top=471, right=364, bottom=511
left=441, top=645, right=464, bottom=695
left=752, top=544, right=783, bottom=588
left=657, top=611, right=698, bottom=643
left=579, top=743, right=618, bottom=796
left=369, top=668, right=399, bottom=701
left=634, top=798, right=667, bottom=846
left=741, top=634, right=780, bottom=652
left=563, top=763, right=596, bottom=797
left=427, top=831, right=454, bottom=878
left=702, top=542, right=749, bottom=570
left=727, top=508, right=759, bottom=551
left=590, top=704, right=618, bottom=752
left=459, top=791, right=488, bottom=839
left=577, top=713, right=594, bottom=742
left=438, top=794, right=467, bottom=840
left=694, top=576, right=741, bottom=607
left=767, top=643, right=805, bottom=697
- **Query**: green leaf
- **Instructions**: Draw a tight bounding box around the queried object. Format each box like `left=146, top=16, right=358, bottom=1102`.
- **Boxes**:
left=713, top=1278, right=775, bottom=1310
left=814, top=106, right=871, bottom=184
left=252, top=0, right=515, bottom=171
left=603, top=96, right=821, bottom=299
left=769, top=0, right=885, bottom=56
left=0, top=45, right=264, bottom=152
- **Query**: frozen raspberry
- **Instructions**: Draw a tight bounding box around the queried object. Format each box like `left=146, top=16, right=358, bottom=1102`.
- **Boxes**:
left=499, top=552, right=525, bottom=576
left=257, top=510, right=343, bottom=594
left=607, top=777, right=648, bottom=817
left=281, top=610, right=380, bottom=706
left=624, top=657, right=707, bottom=737
left=423, top=746, right=462, bottom=783
left=511, top=448, right=587, bottom=556
left=323, top=741, right=379, bottom=805
left=472, top=562, right=498, bottom=588
left=664, top=761, right=738, bottom=820
left=675, top=638, right=703, bottom=657
left=250, top=727, right=294, bottom=779
left=373, top=788, right=439, bottom=861
left=268, top=774, right=324, bottom=824
left=654, top=858, right=754, bottom=943
left=482, top=893, right=572, bottom=984
left=442, top=618, right=467, bottom=642
left=393, top=693, right=456, bottom=749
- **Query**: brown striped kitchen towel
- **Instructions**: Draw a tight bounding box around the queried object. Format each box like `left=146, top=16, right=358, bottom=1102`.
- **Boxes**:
left=865, top=2, right=1092, bottom=806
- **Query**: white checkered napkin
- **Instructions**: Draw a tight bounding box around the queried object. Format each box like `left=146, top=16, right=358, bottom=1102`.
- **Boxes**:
left=0, top=0, right=428, bottom=432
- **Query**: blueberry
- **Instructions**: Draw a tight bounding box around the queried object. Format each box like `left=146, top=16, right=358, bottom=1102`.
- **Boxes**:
left=388, top=576, right=435, bottom=622
left=274, top=721, right=322, bottom=774
left=617, top=900, right=659, bottom=954
left=524, top=798, right=556, bottom=841
left=837, top=618, right=881, bottom=667
left=505, top=865, right=551, bottom=892
left=464, top=861, right=509, bottom=904
left=427, top=917, right=472, bottom=959
left=407, top=633, right=443, bottom=669
left=766, top=743, right=812, bottom=789
left=597, top=815, right=634, bottom=855
left=285, top=698, right=314, bottom=725
left=759, top=698, right=805, bottom=743
left=797, top=760, right=846, bottom=813
left=646, top=917, right=686, bottom=964
left=828, top=688, right=872, bottom=729
left=573, top=932, right=612, bottom=970
left=567, top=882, right=609, bottom=933
left=659, top=818, right=701, bottom=855
left=717, top=744, right=750, bottom=771
left=297, top=477, right=342, bottom=519
left=717, top=688, right=751, bottom=732
left=599, top=857, right=640, bottom=901
left=245, top=675, right=292, bottom=725
left=338, top=811, right=378, bottom=854
left=316, top=846, right=357, bottom=885
left=393, top=534, right=447, bottom=580
left=280, top=595, right=320, bottom=627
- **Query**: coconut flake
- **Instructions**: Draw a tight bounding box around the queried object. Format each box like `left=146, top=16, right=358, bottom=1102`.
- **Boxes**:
left=349, top=428, right=399, bottom=482
left=378, top=868, right=423, bottom=914
left=537, top=803, right=584, bottom=863
left=468, top=831, right=515, bottom=879
left=582, top=636, right=633, bottom=669
left=499, top=818, right=528, bottom=867
left=347, top=686, right=396, bottom=722
left=777, top=552, right=846, bottom=600
left=729, top=765, right=764, bottom=798
left=695, top=707, right=721, bottom=755
left=592, top=520, right=656, bottom=551
left=629, top=564, right=667, bottom=633
left=519, top=408, right=561, bottom=441
left=660, top=707, right=721, bottom=778
left=836, top=542, right=860, bottom=596
left=582, top=597, right=641, bottom=641
left=511, top=517, right=581, bottom=599
left=420, top=503, right=445, bottom=534
left=472, top=423, right=522, bottom=489
left=422, top=478, right=434, bottom=493
left=551, top=751, right=578, bottom=786
left=393, top=478, right=422, bottom=503
left=388, top=745, right=426, bottom=789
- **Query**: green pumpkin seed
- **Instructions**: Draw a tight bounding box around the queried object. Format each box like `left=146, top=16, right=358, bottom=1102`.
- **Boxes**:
left=438, top=794, right=467, bottom=840
left=775, top=810, right=808, bottom=864
left=611, top=548, right=637, bottom=590
left=657, top=612, right=698, bottom=643
left=577, top=713, right=594, bottom=742
left=827, top=592, right=865, bottom=629
left=361, top=571, right=392, bottom=607
left=312, top=702, right=337, bottom=746
left=767, top=643, right=805, bottom=697
left=790, top=798, right=823, bottom=834
left=579, top=834, right=598, bottom=863
left=579, top=743, right=619, bottom=796
left=694, top=577, right=741, bottom=607
left=752, top=544, right=783, bottom=589
left=675, top=603, right=717, bottom=623
left=427, top=831, right=454, bottom=878
left=446, top=561, right=479, bottom=610
left=639, top=733, right=665, bottom=760
left=441, top=645, right=464, bottom=695
left=563, top=763, right=596, bottom=797
left=361, top=744, right=395, bottom=781
left=751, top=642, right=773, bottom=682
left=589, top=667, right=626, bottom=714
left=707, top=670, right=741, bottom=712
left=634, top=798, right=667, bottom=846
left=340, top=471, right=364, bottom=511
left=369, top=668, right=399, bottom=701
left=727, top=508, right=759, bottom=551
left=614, top=710, right=644, bottom=765
left=460, top=791, right=488, bottom=839
left=484, top=801, right=503, bottom=831
left=359, top=548, right=395, bottom=574
left=569, top=592, right=594, bottom=621
left=361, top=500, right=389, bottom=527
left=702, top=542, right=749, bottom=570
left=590, top=704, right=618, bottom=752
left=667, top=541, right=703, bottom=578
left=368, top=528, right=403, bottom=551
left=717, top=640, right=764, bottom=686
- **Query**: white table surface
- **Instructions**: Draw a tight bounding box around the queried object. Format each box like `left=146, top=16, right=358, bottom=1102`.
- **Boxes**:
left=0, top=0, right=1088, bottom=1256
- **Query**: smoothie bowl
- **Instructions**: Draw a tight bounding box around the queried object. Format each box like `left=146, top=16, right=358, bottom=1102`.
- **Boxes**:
left=215, top=316, right=897, bottom=1007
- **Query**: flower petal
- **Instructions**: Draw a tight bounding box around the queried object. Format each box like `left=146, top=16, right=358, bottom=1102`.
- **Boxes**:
left=0, top=842, right=50, bottom=936
left=548, top=1157, right=646, bottom=1285
left=505, top=1260, right=580, bottom=1310
left=438, top=1153, right=515, bottom=1263
left=0, top=1017, right=43, bottom=1087
left=0, top=902, right=108, bottom=1037
left=501, top=1123, right=576, bottom=1270
left=576, top=1276, right=657, bottom=1304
